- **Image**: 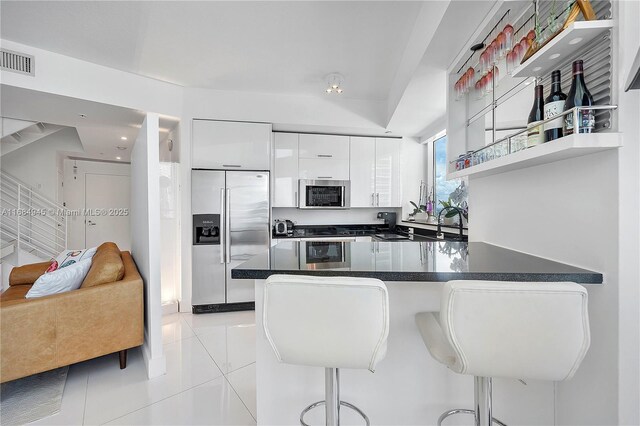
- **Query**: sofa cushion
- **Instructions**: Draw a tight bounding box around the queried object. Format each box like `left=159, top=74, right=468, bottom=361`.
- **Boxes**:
left=8, top=261, right=53, bottom=286
left=26, top=258, right=92, bottom=299
left=0, top=285, right=32, bottom=305
left=81, top=242, right=124, bottom=288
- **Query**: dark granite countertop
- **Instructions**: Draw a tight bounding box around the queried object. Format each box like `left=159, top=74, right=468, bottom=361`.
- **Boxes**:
left=231, top=240, right=602, bottom=284
left=272, top=223, right=467, bottom=242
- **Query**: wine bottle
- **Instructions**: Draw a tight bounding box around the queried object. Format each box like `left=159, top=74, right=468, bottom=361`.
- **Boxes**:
left=527, top=84, right=545, bottom=147
left=564, top=60, right=595, bottom=135
left=544, top=70, right=567, bottom=141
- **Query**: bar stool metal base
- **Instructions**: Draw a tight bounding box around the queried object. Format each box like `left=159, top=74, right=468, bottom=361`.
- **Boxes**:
left=300, top=400, right=370, bottom=426
left=437, top=409, right=506, bottom=426
left=437, top=377, right=507, bottom=426
left=299, top=368, right=370, bottom=426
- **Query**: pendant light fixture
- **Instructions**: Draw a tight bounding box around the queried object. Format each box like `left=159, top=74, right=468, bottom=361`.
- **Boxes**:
left=325, top=73, right=344, bottom=94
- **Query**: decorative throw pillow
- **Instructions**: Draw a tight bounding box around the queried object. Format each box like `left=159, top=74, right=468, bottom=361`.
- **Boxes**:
left=54, top=247, right=97, bottom=270
left=45, top=260, right=59, bottom=273
left=26, top=258, right=93, bottom=299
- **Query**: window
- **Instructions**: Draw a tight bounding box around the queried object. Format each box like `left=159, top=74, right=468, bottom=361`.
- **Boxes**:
left=429, top=133, right=468, bottom=220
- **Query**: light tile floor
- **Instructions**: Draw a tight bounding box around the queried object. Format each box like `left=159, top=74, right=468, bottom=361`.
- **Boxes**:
left=30, top=311, right=257, bottom=425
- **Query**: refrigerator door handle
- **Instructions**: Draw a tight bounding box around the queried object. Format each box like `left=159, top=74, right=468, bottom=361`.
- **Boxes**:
left=220, top=188, right=226, bottom=264
left=225, top=188, right=231, bottom=264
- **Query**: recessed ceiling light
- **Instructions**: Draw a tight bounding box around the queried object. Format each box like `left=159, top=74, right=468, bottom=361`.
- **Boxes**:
left=120, top=136, right=128, bottom=141
left=116, top=156, right=122, bottom=160
left=116, top=146, right=127, bottom=150
left=78, top=114, right=87, bottom=119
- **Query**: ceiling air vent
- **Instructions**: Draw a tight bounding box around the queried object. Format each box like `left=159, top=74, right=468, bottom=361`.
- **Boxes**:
left=0, top=49, right=34, bottom=76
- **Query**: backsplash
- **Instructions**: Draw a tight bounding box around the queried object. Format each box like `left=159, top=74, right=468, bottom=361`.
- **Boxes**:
left=272, top=207, right=401, bottom=226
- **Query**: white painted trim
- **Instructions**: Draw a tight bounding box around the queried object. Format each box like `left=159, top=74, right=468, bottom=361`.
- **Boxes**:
left=161, top=301, right=179, bottom=316
left=142, top=330, right=167, bottom=379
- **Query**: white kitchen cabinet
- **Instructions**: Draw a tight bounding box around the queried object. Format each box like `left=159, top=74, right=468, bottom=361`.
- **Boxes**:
left=349, top=137, right=402, bottom=207
left=299, top=134, right=349, bottom=159
left=298, top=158, right=349, bottom=181
left=192, top=120, right=271, bottom=170
left=349, top=137, right=376, bottom=207
left=375, top=138, right=402, bottom=207
left=272, top=133, right=299, bottom=207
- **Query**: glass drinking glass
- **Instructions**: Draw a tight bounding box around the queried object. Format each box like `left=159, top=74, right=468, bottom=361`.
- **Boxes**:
left=518, top=37, right=529, bottom=61
left=506, top=50, right=515, bottom=75
left=497, top=31, right=506, bottom=59
left=489, top=39, right=498, bottom=65
left=503, top=24, right=514, bottom=53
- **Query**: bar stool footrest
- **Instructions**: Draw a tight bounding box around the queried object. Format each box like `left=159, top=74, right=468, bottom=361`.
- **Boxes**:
left=437, top=408, right=507, bottom=426
left=300, top=400, right=370, bottom=426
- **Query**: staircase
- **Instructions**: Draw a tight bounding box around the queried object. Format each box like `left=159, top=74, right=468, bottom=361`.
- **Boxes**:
left=0, top=170, right=67, bottom=262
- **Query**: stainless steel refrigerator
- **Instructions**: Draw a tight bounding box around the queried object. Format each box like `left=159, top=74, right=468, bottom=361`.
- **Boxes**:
left=192, top=170, right=270, bottom=312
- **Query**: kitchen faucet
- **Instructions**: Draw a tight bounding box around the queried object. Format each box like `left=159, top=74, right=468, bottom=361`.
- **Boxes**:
left=436, top=206, right=465, bottom=240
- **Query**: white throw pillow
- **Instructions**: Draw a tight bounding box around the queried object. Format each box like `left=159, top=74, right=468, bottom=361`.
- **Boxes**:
left=26, top=258, right=93, bottom=299
left=55, top=247, right=97, bottom=269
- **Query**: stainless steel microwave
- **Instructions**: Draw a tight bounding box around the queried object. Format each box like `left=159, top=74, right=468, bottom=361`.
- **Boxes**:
left=298, top=179, right=350, bottom=209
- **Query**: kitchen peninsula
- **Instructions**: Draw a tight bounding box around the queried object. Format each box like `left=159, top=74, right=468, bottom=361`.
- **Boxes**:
left=232, top=241, right=601, bottom=425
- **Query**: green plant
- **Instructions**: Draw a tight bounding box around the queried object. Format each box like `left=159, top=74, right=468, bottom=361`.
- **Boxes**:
left=409, top=201, right=425, bottom=216
left=439, top=198, right=469, bottom=220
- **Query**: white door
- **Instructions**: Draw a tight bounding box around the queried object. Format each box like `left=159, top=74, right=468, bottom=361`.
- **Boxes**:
left=273, top=133, right=299, bottom=207
left=85, top=173, right=131, bottom=250
left=349, top=137, right=376, bottom=207
left=375, top=138, right=402, bottom=207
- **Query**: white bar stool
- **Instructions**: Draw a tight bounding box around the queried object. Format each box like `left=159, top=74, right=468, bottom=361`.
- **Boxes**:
left=263, top=274, right=389, bottom=426
left=415, top=280, right=590, bottom=426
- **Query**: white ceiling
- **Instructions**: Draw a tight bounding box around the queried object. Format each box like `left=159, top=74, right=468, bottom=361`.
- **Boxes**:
left=386, top=0, right=495, bottom=137
left=1, top=1, right=424, bottom=101
left=1, top=85, right=179, bottom=161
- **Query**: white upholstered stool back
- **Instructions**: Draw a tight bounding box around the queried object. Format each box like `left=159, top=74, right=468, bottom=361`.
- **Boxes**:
left=436, top=280, right=590, bottom=381
left=416, top=280, right=590, bottom=426
left=263, top=274, right=389, bottom=371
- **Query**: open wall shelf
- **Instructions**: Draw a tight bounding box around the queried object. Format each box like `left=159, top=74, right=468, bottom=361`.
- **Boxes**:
left=512, top=20, right=613, bottom=78
left=447, top=132, right=622, bottom=180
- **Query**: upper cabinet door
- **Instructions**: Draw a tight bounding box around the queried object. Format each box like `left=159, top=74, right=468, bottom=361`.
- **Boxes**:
left=272, top=133, right=299, bottom=207
left=192, top=120, right=271, bottom=170
left=349, top=137, right=376, bottom=208
left=298, top=158, right=349, bottom=181
left=375, top=138, right=402, bottom=207
left=298, top=134, right=349, bottom=159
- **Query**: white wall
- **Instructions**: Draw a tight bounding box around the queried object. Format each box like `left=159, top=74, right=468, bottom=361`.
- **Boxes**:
left=400, top=137, right=427, bottom=220
left=63, top=159, right=130, bottom=249
left=1, top=127, right=83, bottom=201
left=0, top=40, right=183, bottom=118
left=614, top=1, right=640, bottom=423
left=159, top=124, right=181, bottom=310
left=459, top=3, right=640, bottom=423
left=469, top=151, right=619, bottom=424
left=130, top=113, right=165, bottom=379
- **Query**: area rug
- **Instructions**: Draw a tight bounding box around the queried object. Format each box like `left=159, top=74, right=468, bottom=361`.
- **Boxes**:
left=0, top=367, right=68, bottom=426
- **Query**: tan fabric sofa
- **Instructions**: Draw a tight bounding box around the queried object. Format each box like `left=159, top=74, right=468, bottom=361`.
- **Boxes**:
left=0, top=242, right=144, bottom=383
